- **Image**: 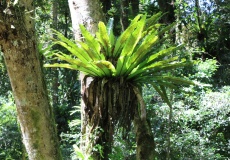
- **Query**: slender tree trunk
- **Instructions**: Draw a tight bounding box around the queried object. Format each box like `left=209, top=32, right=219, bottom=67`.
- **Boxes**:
left=157, top=0, right=175, bottom=24
left=130, top=0, right=139, bottom=17
left=134, top=90, right=155, bottom=160
left=195, top=0, right=207, bottom=59
left=134, top=116, right=155, bottom=160
left=68, top=0, right=105, bottom=40
left=52, top=0, right=59, bottom=110
left=0, top=1, right=62, bottom=160
left=120, top=0, right=129, bottom=31
left=100, top=0, right=112, bottom=16
left=157, top=0, right=176, bottom=42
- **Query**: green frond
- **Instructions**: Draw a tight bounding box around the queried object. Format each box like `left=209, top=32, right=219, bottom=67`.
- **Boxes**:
left=120, top=15, right=146, bottom=57
left=52, top=52, right=103, bottom=77
left=124, top=35, right=159, bottom=75
left=53, top=40, right=92, bottom=64
left=78, top=41, right=104, bottom=61
left=44, top=13, right=198, bottom=108
left=113, top=15, right=142, bottom=57
left=93, top=60, right=116, bottom=76
left=96, top=22, right=112, bottom=57
left=146, top=45, right=184, bottom=65
left=151, top=83, right=172, bottom=107
left=145, top=12, right=162, bottom=30
left=153, top=76, right=195, bottom=86
left=44, top=63, right=99, bottom=77
left=115, top=55, right=129, bottom=76
left=79, top=25, right=102, bottom=60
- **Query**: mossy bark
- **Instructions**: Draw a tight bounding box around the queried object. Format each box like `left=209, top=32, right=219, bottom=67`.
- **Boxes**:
left=0, top=1, right=62, bottom=160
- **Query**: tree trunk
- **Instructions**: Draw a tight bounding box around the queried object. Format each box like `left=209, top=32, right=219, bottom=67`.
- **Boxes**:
left=157, top=0, right=175, bottom=24
left=0, top=1, right=62, bottom=160
left=68, top=0, right=105, bottom=158
left=100, top=0, right=112, bottom=16
left=120, top=0, right=129, bottom=31
left=51, top=0, right=59, bottom=109
left=157, top=0, right=176, bottom=42
left=134, top=95, right=155, bottom=160
left=130, top=0, right=139, bottom=18
left=68, top=0, right=105, bottom=40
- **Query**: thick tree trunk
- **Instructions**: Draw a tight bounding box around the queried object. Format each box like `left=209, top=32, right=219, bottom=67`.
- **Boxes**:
left=68, top=0, right=105, bottom=40
left=0, top=1, right=62, bottom=160
left=68, top=0, right=106, bottom=158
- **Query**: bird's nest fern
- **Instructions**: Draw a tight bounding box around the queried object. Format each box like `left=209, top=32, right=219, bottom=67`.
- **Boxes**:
left=44, top=13, right=197, bottom=111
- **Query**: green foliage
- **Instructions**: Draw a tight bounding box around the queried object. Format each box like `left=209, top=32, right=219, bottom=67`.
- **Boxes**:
left=44, top=13, right=196, bottom=105
left=0, top=51, right=11, bottom=98
left=171, top=87, right=230, bottom=159
left=142, top=84, right=230, bottom=159
left=193, top=58, right=218, bottom=80
left=0, top=96, right=24, bottom=159
left=73, top=145, right=93, bottom=160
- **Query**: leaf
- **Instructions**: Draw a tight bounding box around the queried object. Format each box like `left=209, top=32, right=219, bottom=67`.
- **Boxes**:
left=80, top=25, right=102, bottom=60
left=151, top=83, right=172, bottom=107
left=78, top=41, right=104, bottom=61
left=96, top=22, right=112, bottom=57
left=113, top=15, right=142, bottom=57
left=93, top=60, right=116, bottom=76
left=44, top=63, right=99, bottom=77
left=155, top=76, right=195, bottom=86
left=120, top=15, right=146, bottom=57
left=49, top=53, right=104, bottom=77
left=146, top=45, right=184, bottom=65
left=53, top=39, right=92, bottom=64
left=125, top=34, right=159, bottom=75
left=73, top=145, right=85, bottom=159
left=145, top=12, right=163, bottom=30
left=115, top=55, right=129, bottom=76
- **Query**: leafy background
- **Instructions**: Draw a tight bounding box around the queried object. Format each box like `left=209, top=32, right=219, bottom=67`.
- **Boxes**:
left=0, top=0, right=229, bottom=159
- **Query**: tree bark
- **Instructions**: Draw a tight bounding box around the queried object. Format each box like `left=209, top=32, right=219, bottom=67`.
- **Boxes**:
left=120, top=0, right=129, bottom=31
left=52, top=0, right=59, bottom=109
left=68, top=0, right=105, bottom=40
left=130, top=0, right=139, bottom=18
left=157, top=0, right=176, bottom=42
left=134, top=94, right=155, bottom=160
left=157, top=0, right=175, bottom=24
left=68, top=0, right=105, bottom=159
left=0, top=1, right=62, bottom=160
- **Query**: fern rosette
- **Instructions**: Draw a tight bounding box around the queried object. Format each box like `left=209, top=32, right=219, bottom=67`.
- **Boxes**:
left=44, top=13, right=195, bottom=119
